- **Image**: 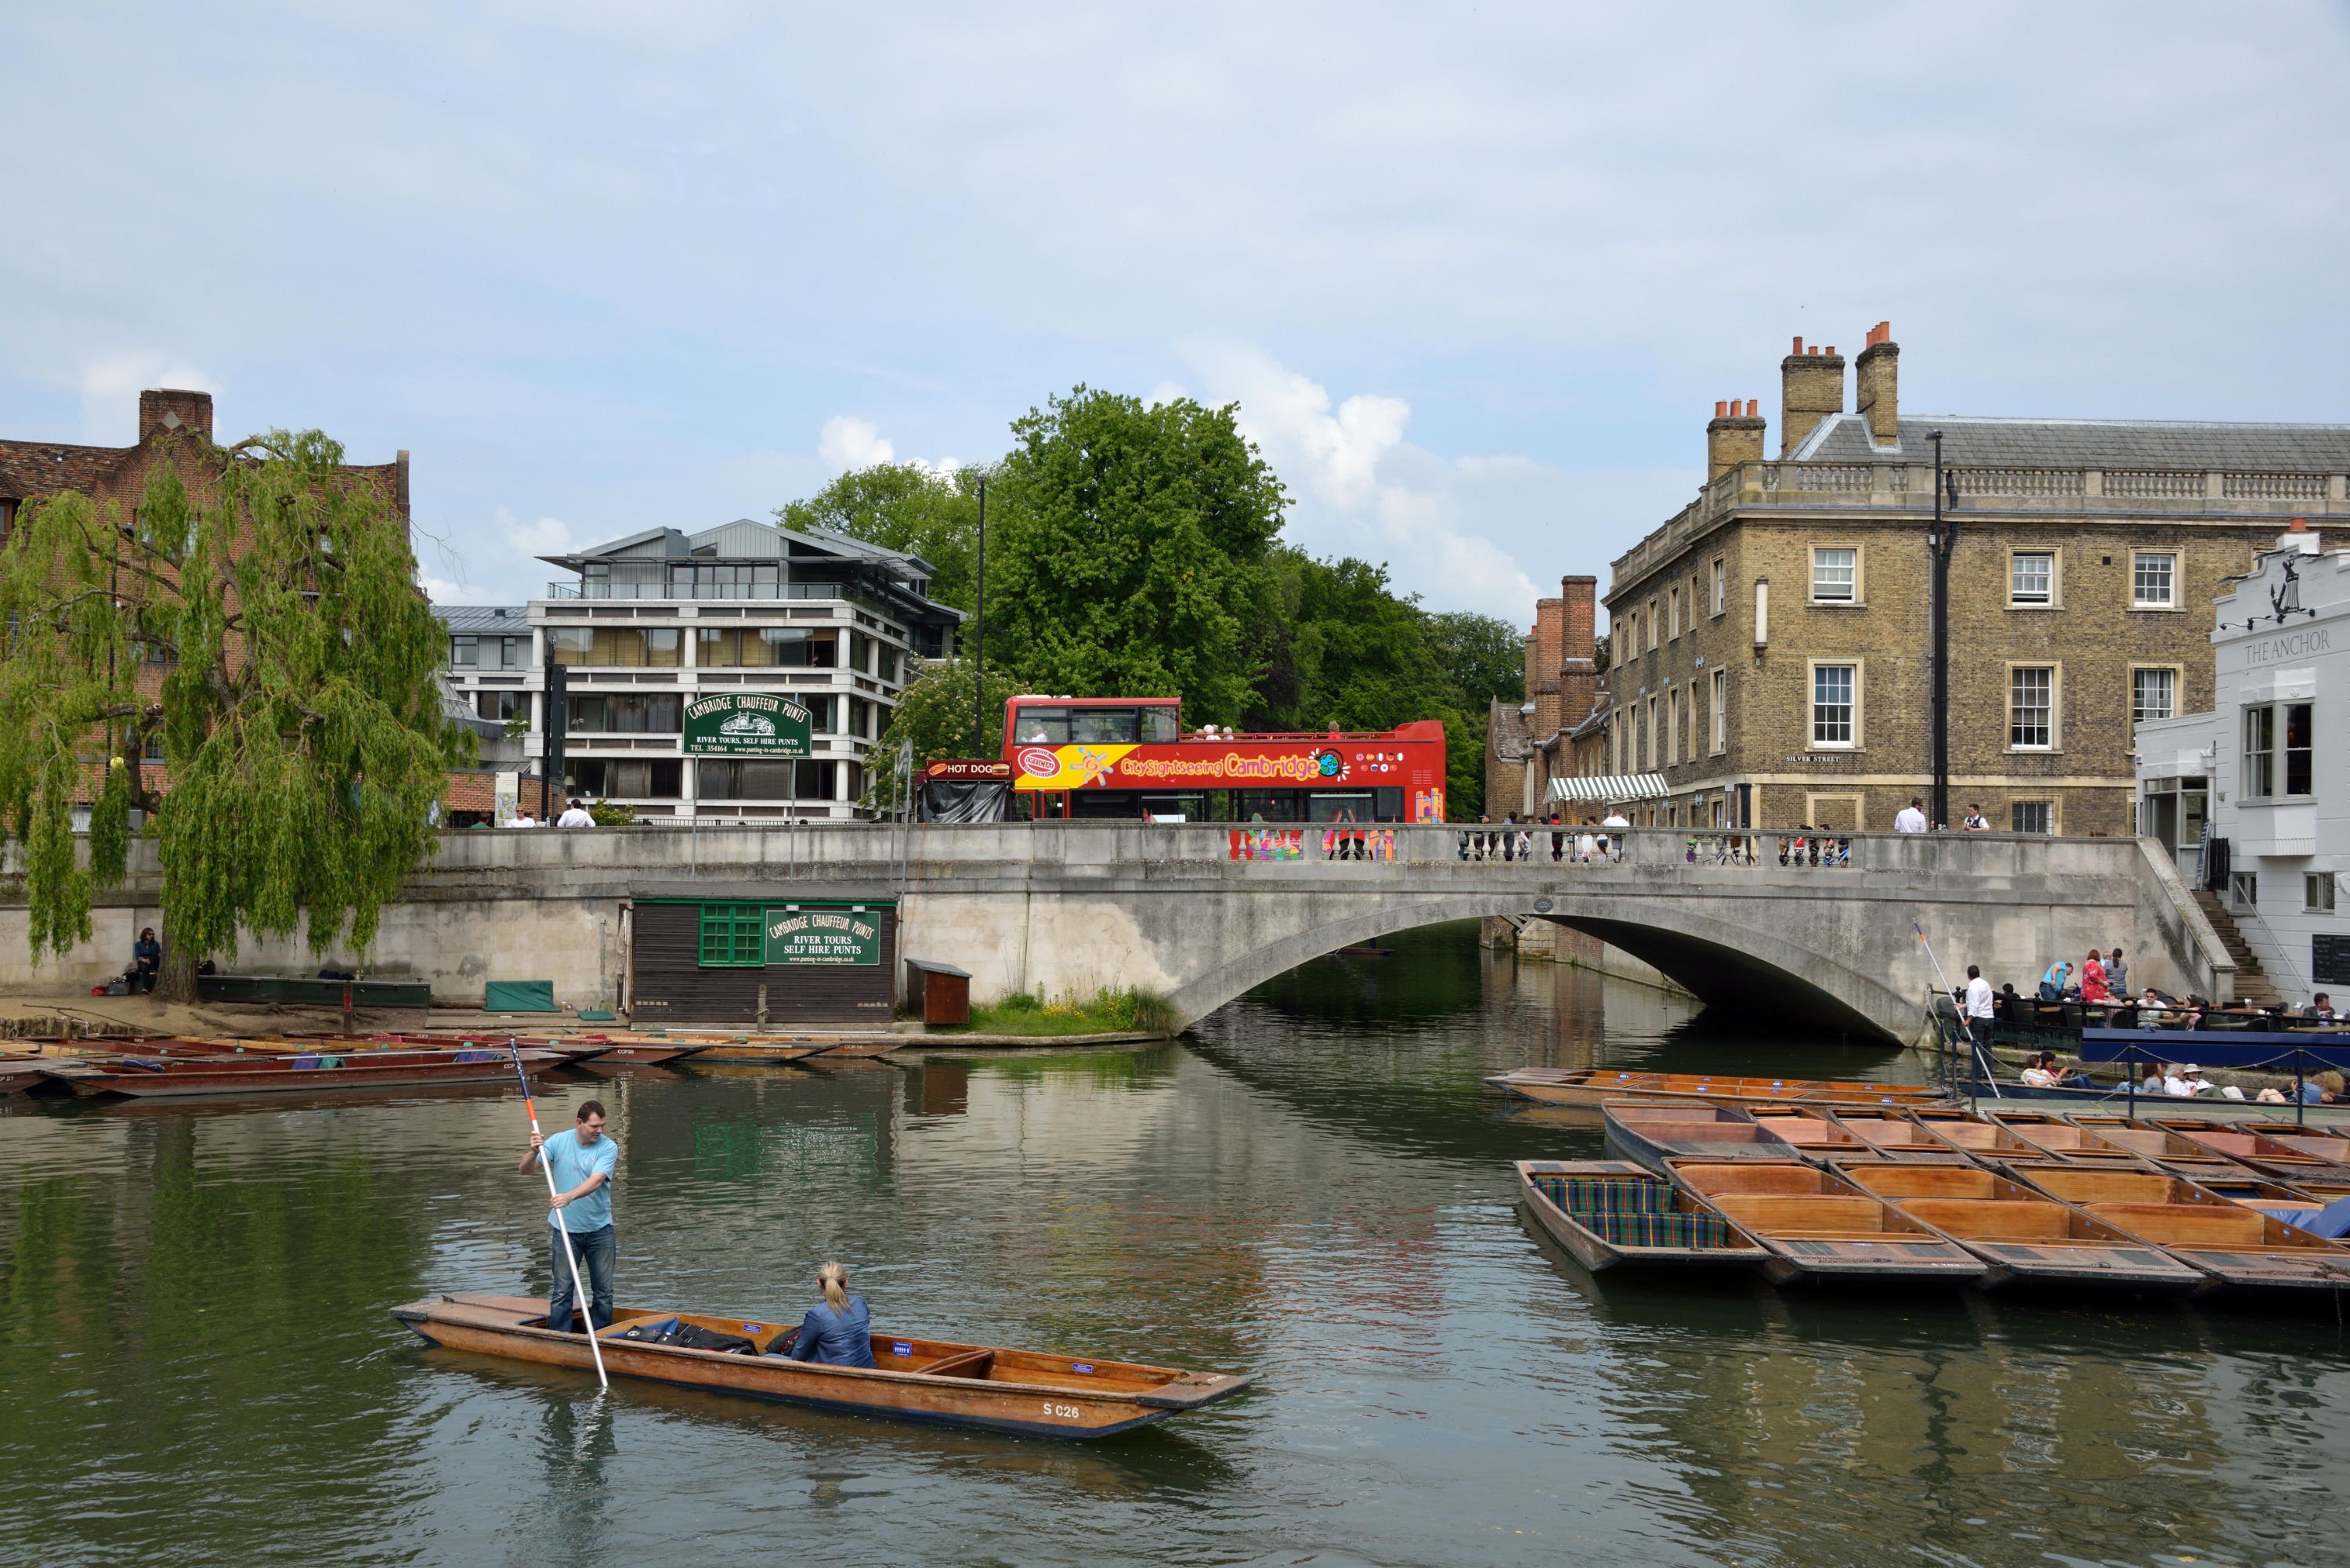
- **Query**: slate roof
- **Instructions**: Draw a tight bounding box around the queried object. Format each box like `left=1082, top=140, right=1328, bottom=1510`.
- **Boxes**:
left=436, top=605, right=530, bottom=634
left=1794, top=412, right=2350, bottom=471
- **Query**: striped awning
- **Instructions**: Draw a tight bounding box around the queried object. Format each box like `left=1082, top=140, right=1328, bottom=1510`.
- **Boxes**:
left=1546, top=772, right=1670, bottom=804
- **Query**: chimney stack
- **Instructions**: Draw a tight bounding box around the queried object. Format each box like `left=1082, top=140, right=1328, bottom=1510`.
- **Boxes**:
left=1558, top=575, right=1600, bottom=727
left=1706, top=397, right=1766, bottom=482
left=1854, top=321, right=1898, bottom=444
left=1779, top=337, right=1845, bottom=456
left=138, top=388, right=214, bottom=445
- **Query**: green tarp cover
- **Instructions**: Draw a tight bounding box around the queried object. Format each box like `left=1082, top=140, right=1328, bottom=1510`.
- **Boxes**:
left=484, top=980, right=559, bottom=1013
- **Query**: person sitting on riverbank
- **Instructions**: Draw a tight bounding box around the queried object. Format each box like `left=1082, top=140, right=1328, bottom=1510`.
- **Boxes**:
left=2142, top=1063, right=2171, bottom=1094
left=2301, top=1071, right=2344, bottom=1106
left=780, top=1262, right=877, bottom=1368
left=2019, top=1052, right=2073, bottom=1089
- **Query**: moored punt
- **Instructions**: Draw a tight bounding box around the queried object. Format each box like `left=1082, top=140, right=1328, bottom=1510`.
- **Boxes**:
left=674, top=1039, right=836, bottom=1064
left=1904, top=1107, right=2046, bottom=1163
left=1825, top=1107, right=1977, bottom=1162
left=0, top=1054, right=49, bottom=1095
left=2011, top=1166, right=2350, bottom=1298
left=1603, top=1104, right=1812, bottom=1172
left=389, top=1292, right=1249, bottom=1440
left=2059, top=1117, right=2248, bottom=1183
left=1515, top=1160, right=1769, bottom=1274
left=39, top=1046, right=568, bottom=1099
left=1830, top=1160, right=2201, bottom=1292
left=1665, top=1160, right=1986, bottom=1286
left=2142, top=1120, right=2350, bottom=1185
left=1484, top=1067, right=1941, bottom=1110
left=1743, top=1107, right=1871, bottom=1162
left=1986, top=1111, right=2152, bottom=1165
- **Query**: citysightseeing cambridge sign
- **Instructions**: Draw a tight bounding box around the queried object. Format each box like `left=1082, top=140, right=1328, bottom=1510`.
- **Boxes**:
left=683, top=692, right=813, bottom=757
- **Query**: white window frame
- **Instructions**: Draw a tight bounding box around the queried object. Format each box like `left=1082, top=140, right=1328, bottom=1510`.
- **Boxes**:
left=1647, top=600, right=1659, bottom=652
left=2245, top=704, right=2276, bottom=799
left=1667, top=687, right=1681, bottom=764
left=2009, top=549, right=2059, bottom=609
left=1710, top=667, right=1726, bottom=753
left=1810, top=547, right=1860, bottom=605
left=2131, top=551, right=2178, bottom=609
left=1809, top=659, right=1860, bottom=749
left=2008, top=663, right=2059, bottom=751
left=1668, top=587, right=1681, bottom=641
left=2011, top=800, right=2055, bottom=835
left=2307, top=873, right=2336, bottom=914
left=1711, top=558, right=1726, bottom=616
left=2131, top=664, right=2178, bottom=726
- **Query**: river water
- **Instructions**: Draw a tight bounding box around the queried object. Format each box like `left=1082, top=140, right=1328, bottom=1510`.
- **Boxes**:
left=3, top=922, right=2348, bottom=1567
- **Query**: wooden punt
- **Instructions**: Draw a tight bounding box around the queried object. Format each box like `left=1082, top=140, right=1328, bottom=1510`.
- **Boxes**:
left=671, top=1039, right=834, bottom=1064
left=1484, top=1068, right=1941, bottom=1109
left=1825, top=1107, right=1978, bottom=1162
left=1603, top=1104, right=1813, bottom=1172
left=2141, top=1119, right=2350, bottom=1185
left=1742, top=1107, right=1871, bottom=1162
left=1664, top=1160, right=1987, bottom=1285
left=1830, top=1160, right=2201, bottom=1291
left=389, top=1292, right=1249, bottom=1439
left=1515, top=1160, right=1769, bottom=1273
left=42, top=1046, right=568, bottom=1098
left=0, top=1054, right=48, bottom=1095
left=2009, top=1166, right=2350, bottom=1297
left=2057, top=1116, right=2249, bottom=1183
left=1986, top=1111, right=2153, bottom=1165
left=1904, top=1107, right=2046, bottom=1163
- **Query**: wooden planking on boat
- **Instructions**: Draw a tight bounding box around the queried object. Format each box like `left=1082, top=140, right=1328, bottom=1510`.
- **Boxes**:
left=1515, top=1160, right=1769, bottom=1274
left=2142, top=1119, right=2350, bottom=1185
left=1603, top=1104, right=1807, bottom=1173
left=1985, top=1111, right=2153, bottom=1165
left=1664, top=1159, right=1987, bottom=1285
left=1824, top=1107, right=1978, bottom=1162
left=1829, top=1159, right=2201, bottom=1291
left=1485, top=1068, right=1941, bottom=1110
left=389, top=1292, right=1249, bottom=1440
left=42, top=1047, right=568, bottom=1099
left=2010, top=1166, right=2350, bottom=1296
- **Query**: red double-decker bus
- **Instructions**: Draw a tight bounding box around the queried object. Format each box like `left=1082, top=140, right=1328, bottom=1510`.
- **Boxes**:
left=1002, top=695, right=1446, bottom=822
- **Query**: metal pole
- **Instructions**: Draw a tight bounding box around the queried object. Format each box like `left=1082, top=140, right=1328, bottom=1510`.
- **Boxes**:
left=509, top=1041, right=608, bottom=1389
left=972, top=477, right=987, bottom=759
left=1929, top=431, right=1951, bottom=832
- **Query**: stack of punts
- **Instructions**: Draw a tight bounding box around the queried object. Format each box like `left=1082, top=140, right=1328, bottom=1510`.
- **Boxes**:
left=1742, top=1107, right=1871, bottom=1162
left=1485, top=1067, right=1943, bottom=1109
left=389, top=1292, right=1250, bottom=1440
left=2011, top=1166, right=2350, bottom=1296
left=1828, top=1161, right=2202, bottom=1292
left=2048, top=1117, right=2251, bottom=1183
left=1828, top=1107, right=1977, bottom=1162
left=2142, top=1120, right=2350, bottom=1186
left=1901, top=1107, right=2052, bottom=1163
left=1983, top=1111, right=2156, bottom=1166
left=1603, top=1104, right=1819, bottom=1170
left=1663, top=1160, right=1987, bottom=1285
left=1514, top=1160, right=1770, bottom=1273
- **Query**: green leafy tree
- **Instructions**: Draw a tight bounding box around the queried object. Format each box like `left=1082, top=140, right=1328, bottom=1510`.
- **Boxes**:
left=862, top=659, right=1022, bottom=810
left=774, top=463, right=984, bottom=610
left=1429, top=611, right=1524, bottom=713
left=985, top=388, right=1285, bottom=723
left=0, top=430, right=467, bottom=995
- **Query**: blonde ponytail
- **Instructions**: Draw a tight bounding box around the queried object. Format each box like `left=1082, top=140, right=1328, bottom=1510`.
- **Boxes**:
left=819, top=1260, right=850, bottom=1313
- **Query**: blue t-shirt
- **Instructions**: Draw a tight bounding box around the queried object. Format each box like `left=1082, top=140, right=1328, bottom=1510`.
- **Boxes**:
left=538, top=1128, right=618, bottom=1233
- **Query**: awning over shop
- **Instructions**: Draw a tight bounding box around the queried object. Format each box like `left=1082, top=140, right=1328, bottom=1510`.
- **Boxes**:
left=1545, top=773, right=1669, bottom=804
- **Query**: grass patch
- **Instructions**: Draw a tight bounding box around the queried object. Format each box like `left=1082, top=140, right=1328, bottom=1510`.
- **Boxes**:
left=954, top=987, right=1179, bottom=1038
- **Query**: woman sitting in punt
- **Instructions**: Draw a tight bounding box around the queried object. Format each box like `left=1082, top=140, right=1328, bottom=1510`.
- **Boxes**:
left=780, top=1261, right=877, bottom=1368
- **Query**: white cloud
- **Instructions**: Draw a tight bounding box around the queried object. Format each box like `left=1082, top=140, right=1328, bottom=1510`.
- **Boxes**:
left=817, top=415, right=894, bottom=473
left=77, top=354, right=219, bottom=443
left=500, top=508, right=573, bottom=556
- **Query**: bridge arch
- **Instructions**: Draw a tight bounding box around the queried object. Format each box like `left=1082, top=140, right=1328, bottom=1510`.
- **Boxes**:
left=1159, top=893, right=1905, bottom=1041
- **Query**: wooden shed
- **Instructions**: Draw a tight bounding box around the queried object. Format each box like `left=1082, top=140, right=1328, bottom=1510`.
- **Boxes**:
left=627, top=891, right=898, bottom=1025
left=904, top=958, right=972, bottom=1027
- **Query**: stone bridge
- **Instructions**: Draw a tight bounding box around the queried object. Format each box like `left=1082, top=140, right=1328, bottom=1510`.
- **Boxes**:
left=5, top=823, right=2239, bottom=1045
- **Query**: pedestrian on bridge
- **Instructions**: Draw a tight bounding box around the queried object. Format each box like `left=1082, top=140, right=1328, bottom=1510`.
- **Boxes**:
left=1961, top=965, right=1995, bottom=1058
left=1894, top=798, right=1929, bottom=833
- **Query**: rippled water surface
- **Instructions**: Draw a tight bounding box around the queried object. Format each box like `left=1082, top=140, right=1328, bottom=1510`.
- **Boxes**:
left=5, top=923, right=2349, bottom=1567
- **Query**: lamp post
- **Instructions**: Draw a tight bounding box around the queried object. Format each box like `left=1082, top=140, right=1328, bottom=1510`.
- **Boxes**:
left=971, top=476, right=987, bottom=758
left=1928, top=432, right=1957, bottom=829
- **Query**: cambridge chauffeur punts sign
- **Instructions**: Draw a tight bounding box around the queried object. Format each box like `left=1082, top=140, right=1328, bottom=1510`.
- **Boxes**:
left=684, top=692, right=812, bottom=757
left=765, top=906, right=882, bottom=965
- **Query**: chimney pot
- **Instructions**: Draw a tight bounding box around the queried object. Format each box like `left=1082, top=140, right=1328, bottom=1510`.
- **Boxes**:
left=1745, top=399, right=1757, bottom=417
left=1780, top=339, right=1847, bottom=455
left=1854, top=329, right=1900, bottom=444
left=1791, top=336, right=1804, bottom=355
left=1715, top=400, right=1727, bottom=417
left=2290, top=517, right=2308, bottom=531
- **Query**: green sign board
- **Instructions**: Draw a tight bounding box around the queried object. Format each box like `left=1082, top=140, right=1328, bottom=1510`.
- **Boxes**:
left=765, top=906, right=883, bottom=965
left=685, top=692, right=813, bottom=756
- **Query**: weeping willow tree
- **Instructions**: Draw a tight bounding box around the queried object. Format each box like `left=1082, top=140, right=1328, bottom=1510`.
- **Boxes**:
left=0, top=429, right=468, bottom=997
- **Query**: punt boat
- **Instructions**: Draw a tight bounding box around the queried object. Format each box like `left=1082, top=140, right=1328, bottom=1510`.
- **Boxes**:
left=389, top=1292, right=1249, bottom=1440
left=1484, top=1068, right=1941, bottom=1109
left=1603, top=1104, right=1815, bottom=1172
left=1515, top=1160, right=1769, bottom=1273
left=1904, top=1107, right=2047, bottom=1163
left=1829, top=1160, right=2200, bottom=1292
left=1664, top=1160, right=1986, bottom=1285
left=2056, top=1117, right=2250, bottom=1183
left=0, top=1053, right=47, bottom=1095
left=2008, top=1166, right=2350, bottom=1298
left=38, top=1046, right=568, bottom=1098
left=1985, top=1111, right=2153, bottom=1165
left=1825, top=1107, right=1977, bottom=1162
left=2140, top=1119, right=2350, bottom=1185
left=1741, top=1107, right=1872, bottom=1162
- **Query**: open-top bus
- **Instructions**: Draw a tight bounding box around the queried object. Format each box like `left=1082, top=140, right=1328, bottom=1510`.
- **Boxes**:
left=1003, top=695, right=1446, bottom=822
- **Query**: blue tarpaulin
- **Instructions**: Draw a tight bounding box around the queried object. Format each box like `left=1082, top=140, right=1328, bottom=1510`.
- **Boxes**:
left=2078, top=1028, right=2350, bottom=1071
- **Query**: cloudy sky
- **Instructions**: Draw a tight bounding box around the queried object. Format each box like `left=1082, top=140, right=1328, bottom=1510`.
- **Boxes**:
left=4, top=3, right=2346, bottom=623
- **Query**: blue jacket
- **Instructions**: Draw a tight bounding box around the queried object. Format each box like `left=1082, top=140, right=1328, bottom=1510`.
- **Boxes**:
left=784, top=1295, right=876, bottom=1367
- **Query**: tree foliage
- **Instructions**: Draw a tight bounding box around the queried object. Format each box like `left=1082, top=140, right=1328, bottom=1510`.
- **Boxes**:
left=0, top=430, right=467, bottom=977
left=862, top=659, right=1024, bottom=811
left=985, top=388, right=1285, bottom=724
left=774, top=463, right=983, bottom=611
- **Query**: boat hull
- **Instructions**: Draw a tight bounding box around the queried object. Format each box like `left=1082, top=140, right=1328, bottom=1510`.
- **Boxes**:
left=390, top=1294, right=1249, bottom=1440
left=1514, top=1162, right=1766, bottom=1274
left=54, top=1052, right=563, bottom=1099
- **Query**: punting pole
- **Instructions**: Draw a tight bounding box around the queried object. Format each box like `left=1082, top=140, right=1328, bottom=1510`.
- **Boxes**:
left=1913, top=919, right=1996, bottom=1101
left=510, top=1039, right=608, bottom=1390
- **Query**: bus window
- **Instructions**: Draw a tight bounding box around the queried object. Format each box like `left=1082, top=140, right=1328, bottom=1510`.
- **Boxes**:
left=1139, top=706, right=1179, bottom=742
left=1013, top=707, right=1069, bottom=744
left=1072, top=707, right=1138, bottom=744
left=1308, top=792, right=1375, bottom=824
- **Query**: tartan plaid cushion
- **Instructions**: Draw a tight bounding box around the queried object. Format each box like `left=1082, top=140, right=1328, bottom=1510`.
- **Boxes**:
left=1538, top=1175, right=1676, bottom=1216
left=1536, top=1173, right=1735, bottom=1248
left=1589, top=1211, right=1737, bottom=1248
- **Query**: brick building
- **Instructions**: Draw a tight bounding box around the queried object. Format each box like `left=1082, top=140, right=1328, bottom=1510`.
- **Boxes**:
left=1596, top=324, right=2350, bottom=834
left=1488, top=576, right=1608, bottom=816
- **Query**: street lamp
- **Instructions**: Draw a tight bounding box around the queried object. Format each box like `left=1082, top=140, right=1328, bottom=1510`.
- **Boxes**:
left=971, top=476, right=987, bottom=758
left=1928, top=432, right=1958, bottom=829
